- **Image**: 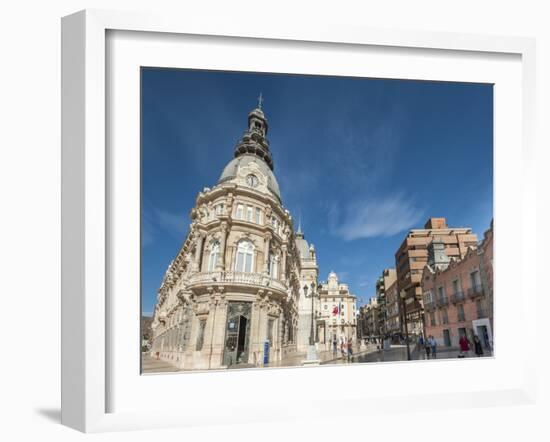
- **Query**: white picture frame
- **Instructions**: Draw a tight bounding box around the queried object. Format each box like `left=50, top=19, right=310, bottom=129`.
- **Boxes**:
left=61, top=9, right=537, bottom=433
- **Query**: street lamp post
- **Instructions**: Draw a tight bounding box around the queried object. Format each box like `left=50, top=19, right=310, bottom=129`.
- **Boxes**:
left=400, top=289, right=411, bottom=361
left=307, top=282, right=315, bottom=345
left=303, top=282, right=320, bottom=365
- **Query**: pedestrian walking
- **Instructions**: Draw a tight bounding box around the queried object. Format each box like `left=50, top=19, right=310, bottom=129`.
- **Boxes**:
left=417, top=334, right=424, bottom=353
left=340, top=337, right=346, bottom=359
left=332, top=337, right=338, bottom=357
left=425, top=340, right=431, bottom=359
left=473, top=335, right=484, bottom=357
left=429, top=335, right=437, bottom=359
left=459, top=334, right=470, bottom=358
left=347, top=337, right=353, bottom=361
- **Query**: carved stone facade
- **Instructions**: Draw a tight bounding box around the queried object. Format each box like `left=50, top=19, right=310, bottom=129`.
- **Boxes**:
left=150, top=102, right=317, bottom=370
left=295, top=224, right=320, bottom=353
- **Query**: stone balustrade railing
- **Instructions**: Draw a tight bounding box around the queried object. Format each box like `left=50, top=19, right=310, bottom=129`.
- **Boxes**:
left=187, top=271, right=288, bottom=293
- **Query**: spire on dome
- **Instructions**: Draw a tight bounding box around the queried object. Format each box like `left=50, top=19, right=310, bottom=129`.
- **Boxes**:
left=257, top=92, right=264, bottom=109
left=233, top=95, right=273, bottom=169
left=296, top=212, right=304, bottom=237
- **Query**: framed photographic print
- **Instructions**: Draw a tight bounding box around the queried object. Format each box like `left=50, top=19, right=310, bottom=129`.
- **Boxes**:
left=61, top=9, right=537, bottom=433
left=140, top=68, right=493, bottom=374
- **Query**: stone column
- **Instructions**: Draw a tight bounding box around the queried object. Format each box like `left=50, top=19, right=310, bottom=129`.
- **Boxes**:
left=281, top=245, right=287, bottom=282
left=263, top=233, right=272, bottom=274
left=209, top=290, right=227, bottom=369
left=272, top=304, right=282, bottom=362
left=256, top=293, right=270, bottom=365
left=248, top=297, right=261, bottom=365
left=200, top=289, right=217, bottom=369
left=217, top=222, right=228, bottom=271
left=184, top=308, right=203, bottom=369
left=193, top=231, right=206, bottom=272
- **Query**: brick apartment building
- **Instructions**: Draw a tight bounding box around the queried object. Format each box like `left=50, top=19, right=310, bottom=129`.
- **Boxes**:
left=421, top=221, right=493, bottom=350
left=395, top=218, right=479, bottom=338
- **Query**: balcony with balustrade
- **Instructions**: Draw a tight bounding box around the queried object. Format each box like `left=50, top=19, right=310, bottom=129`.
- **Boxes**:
left=186, top=270, right=289, bottom=297
left=436, top=297, right=449, bottom=308
left=424, top=301, right=436, bottom=312
left=450, top=291, right=465, bottom=304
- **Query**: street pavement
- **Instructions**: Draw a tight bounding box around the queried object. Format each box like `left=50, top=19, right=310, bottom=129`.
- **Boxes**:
left=347, top=344, right=493, bottom=364
left=141, top=343, right=493, bottom=373
left=142, top=353, right=182, bottom=373
left=410, top=344, right=493, bottom=360
left=265, top=343, right=379, bottom=368
left=141, top=343, right=380, bottom=373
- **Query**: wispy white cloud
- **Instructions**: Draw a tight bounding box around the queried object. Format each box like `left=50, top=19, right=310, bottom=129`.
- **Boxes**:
left=142, top=209, right=156, bottom=247
left=330, top=194, right=424, bottom=241
left=142, top=203, right=189, bottom=246
left=335, top=271, right=350, bottom=281
left=155, top=209, right=188, bottom=238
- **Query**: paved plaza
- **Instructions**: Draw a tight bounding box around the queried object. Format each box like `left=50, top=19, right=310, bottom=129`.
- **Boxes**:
left=141, top=342, right=492, bottom=373
left=141, top=354, right=183, bottom=374
left=349, top=344, right=492, bottom=364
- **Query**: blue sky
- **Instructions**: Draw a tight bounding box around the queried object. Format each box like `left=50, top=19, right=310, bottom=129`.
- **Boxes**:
left=141, top=68, right=493, bottom=315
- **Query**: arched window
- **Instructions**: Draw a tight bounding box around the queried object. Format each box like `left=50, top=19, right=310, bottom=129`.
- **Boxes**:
left=208, top=241, right=220, bottom=272
left=235, top=240, right=254, bottom=273
left=268, top=253, right=279, bottom=279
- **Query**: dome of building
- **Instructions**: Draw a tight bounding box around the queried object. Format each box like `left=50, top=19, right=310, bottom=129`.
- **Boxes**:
left=295, top=236, right=311, bottom=260
left=293, top=220, right=310, bottom=259
left=218, top=153, right=282, bottom=201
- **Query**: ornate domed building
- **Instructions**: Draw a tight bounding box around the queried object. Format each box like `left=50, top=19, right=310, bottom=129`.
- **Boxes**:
left=150, top=99, right=318, bottom=370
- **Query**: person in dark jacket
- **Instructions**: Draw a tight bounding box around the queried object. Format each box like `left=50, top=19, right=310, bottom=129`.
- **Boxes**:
left=425, top=340, right=431, bottom=359
left=473, top=335, right=484, bottom=357
left=417, top=334, right=425, bottom=354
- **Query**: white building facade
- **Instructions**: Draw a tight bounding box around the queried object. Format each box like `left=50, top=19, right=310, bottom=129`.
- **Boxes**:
left=317, top=272, right=357, bottom=347
left=295, top=225, right=320, bottom=353
left=150, top=102, right=320, bottom=370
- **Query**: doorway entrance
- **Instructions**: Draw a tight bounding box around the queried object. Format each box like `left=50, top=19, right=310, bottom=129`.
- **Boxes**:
left=443, top=329, right=451, bottom=347
left=223, top=301, right=251, bottom=366
left=477, top=325, right=490, bottom=349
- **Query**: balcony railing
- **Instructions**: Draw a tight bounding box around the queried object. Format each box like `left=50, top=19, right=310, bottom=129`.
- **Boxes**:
left=476, top=308, right=487, bottom=319
left=424, top=301, right=436, bottom=312
left=187, top=271, right=288, bottom=293
left=436, top=297, right=449, bottom=307
left=450, top=291, right=465, bottom=303
left=467, top=285, right=484, bottom=299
